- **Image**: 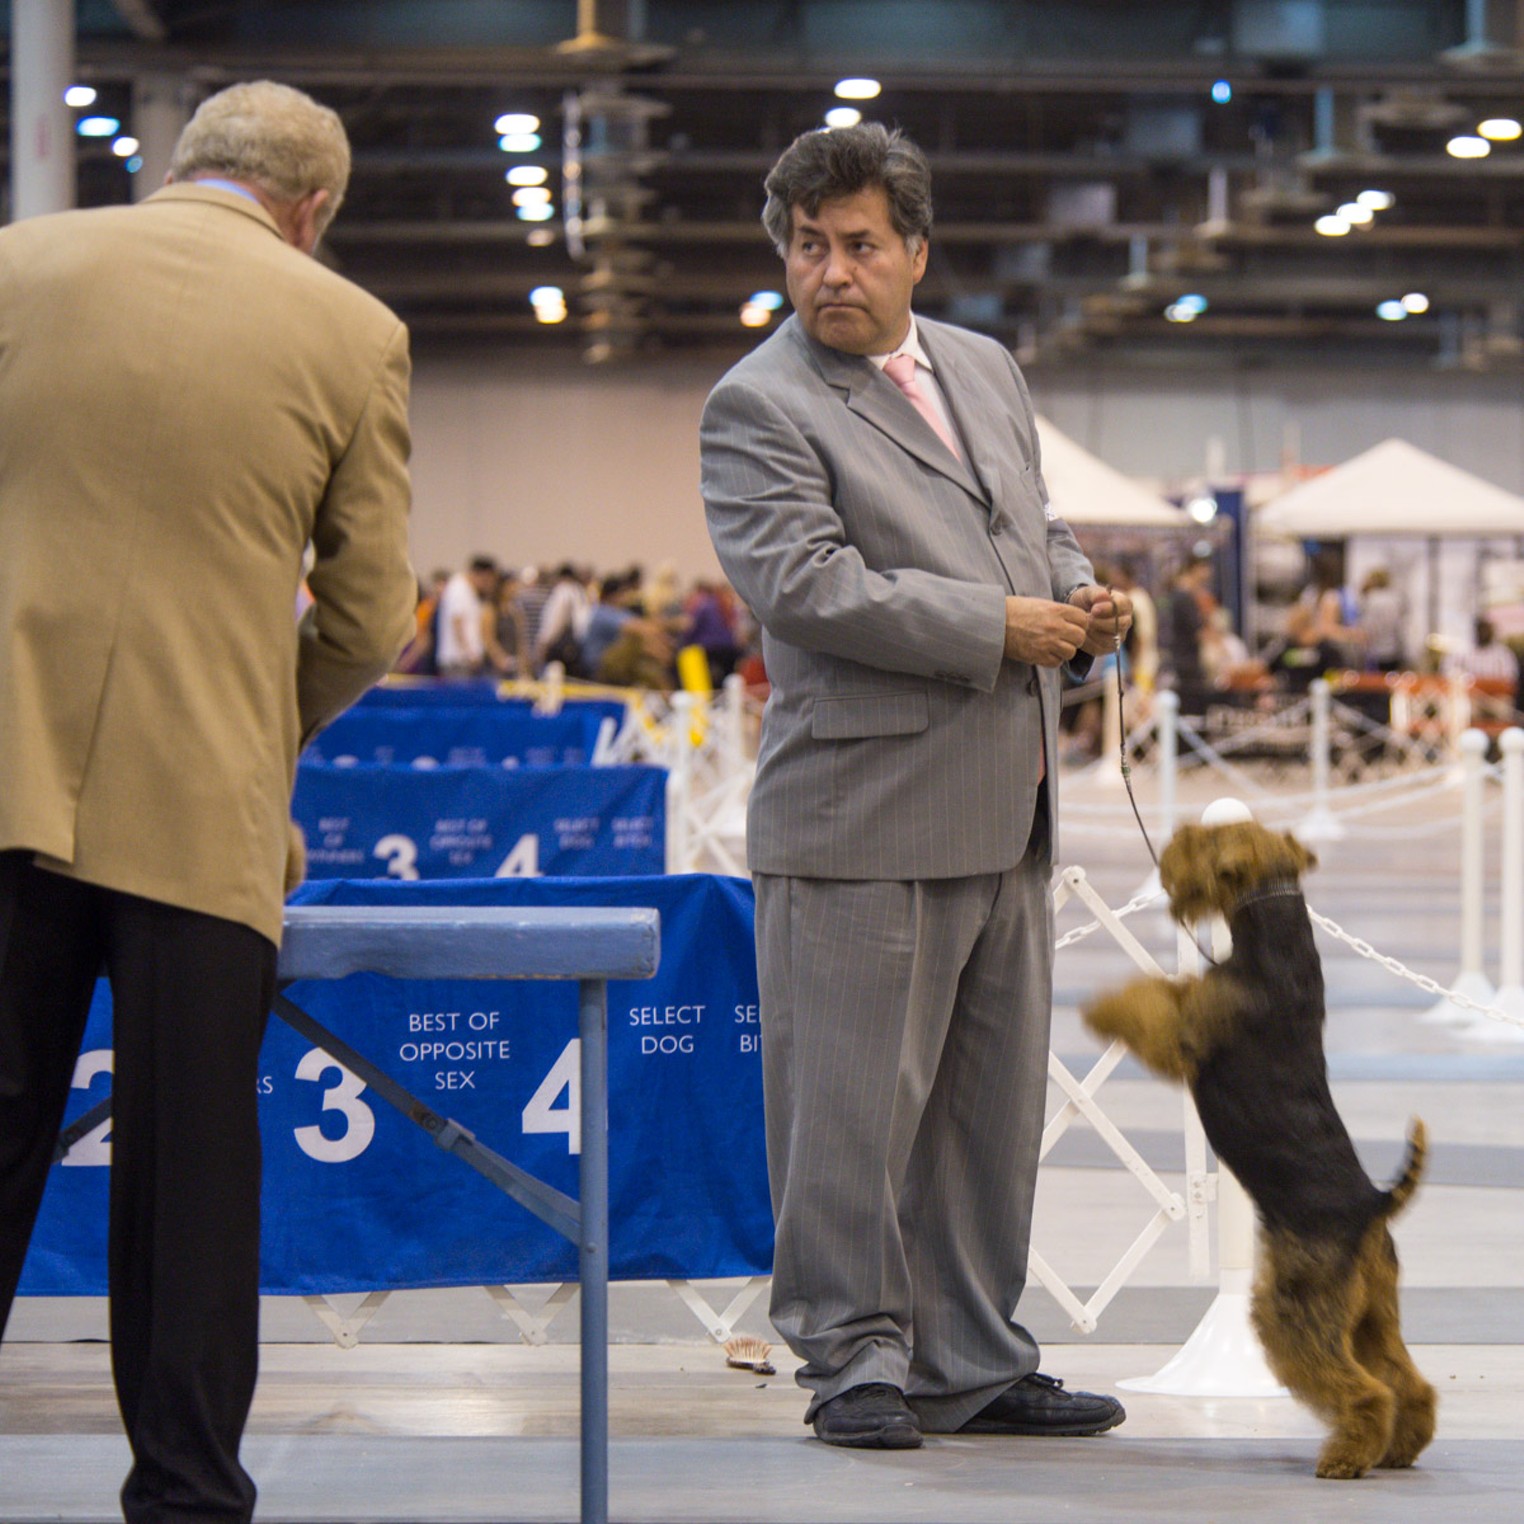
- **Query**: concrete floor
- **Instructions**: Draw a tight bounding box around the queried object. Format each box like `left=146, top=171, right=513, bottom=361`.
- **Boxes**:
left=3, top=761, right=1521, bottom=1522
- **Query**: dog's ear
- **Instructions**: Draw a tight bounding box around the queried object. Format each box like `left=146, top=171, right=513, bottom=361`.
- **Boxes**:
left=1159, top=824, right=1220, bottom=924
left=1282, top=832, right=1317, bottom=875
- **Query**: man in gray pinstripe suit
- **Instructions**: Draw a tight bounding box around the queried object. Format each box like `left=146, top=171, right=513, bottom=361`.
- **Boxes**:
left=701, top=124, right=1133, bottom=1449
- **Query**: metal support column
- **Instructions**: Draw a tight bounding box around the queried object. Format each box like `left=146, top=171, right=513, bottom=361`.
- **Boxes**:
left=578, top=978, right=610, bottom=1524
left=10, top=0, right=75, bottom=220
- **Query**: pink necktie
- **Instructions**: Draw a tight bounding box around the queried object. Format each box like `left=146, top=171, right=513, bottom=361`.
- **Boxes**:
left=884, top=353, right=962, bottom=462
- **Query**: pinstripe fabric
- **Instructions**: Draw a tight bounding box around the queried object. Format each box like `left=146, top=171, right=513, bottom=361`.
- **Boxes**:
left=702, top=315, right=1092, bottom=877
left=701, top=312, right=1092, bottom=1428
left=754, top=850, right=1054, bottom=1429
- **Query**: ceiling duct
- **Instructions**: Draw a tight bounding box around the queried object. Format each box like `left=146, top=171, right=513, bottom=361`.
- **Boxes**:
left=563, top=85, right=670, bottom=362
left=1442, top=0, right=1524, bottom=73
left=1361, top=90, right=1469, bottom=130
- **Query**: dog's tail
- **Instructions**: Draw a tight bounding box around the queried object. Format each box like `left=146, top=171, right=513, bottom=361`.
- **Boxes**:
left=1379, top=1117, right=1428, bottom=1219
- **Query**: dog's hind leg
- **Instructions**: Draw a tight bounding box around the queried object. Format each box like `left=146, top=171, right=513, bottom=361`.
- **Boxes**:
left=1252, top=1234, right=1395, bottom=1480
left=1353, top=1227, right=1437, bottom=1469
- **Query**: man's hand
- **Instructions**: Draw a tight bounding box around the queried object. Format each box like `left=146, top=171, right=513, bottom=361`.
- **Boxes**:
left=1004, top=596, right=1092, bottom=667
left=1068, top=585, right=1134, bottom=658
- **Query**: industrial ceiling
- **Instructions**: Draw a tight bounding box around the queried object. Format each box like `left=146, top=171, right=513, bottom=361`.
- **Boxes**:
left=9, top=1, right=1524, bottom=370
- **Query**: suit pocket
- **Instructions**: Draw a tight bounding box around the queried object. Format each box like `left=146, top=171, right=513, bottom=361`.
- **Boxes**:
left=810, top=692, right=929, bottom=740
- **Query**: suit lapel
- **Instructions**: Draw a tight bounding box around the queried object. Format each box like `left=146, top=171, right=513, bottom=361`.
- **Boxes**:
left=797, top=324, right=990, bottom=505
left=918, top=322, right=1007, bottom=515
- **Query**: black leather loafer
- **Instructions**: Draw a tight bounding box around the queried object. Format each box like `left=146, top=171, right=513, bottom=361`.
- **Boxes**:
left=812, top=1382, right=924, bottom=1448
left=958, top=1373, right=1125, bottom=1436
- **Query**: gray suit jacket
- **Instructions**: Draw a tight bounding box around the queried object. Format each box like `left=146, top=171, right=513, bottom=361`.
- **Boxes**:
left=701, top=313, right=1093, bottom=879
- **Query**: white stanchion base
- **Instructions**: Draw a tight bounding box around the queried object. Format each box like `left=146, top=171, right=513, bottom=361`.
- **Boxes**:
left=1420, top=969, right=1496, bottom=1026
left=1117, top=1290, right=1288, bottom=1398
left=1295, top=806, right=1347, bottom=843
left=1461, top=983, right=1524, bottom=1043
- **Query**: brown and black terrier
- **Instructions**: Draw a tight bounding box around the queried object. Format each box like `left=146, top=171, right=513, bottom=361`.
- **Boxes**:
left=1082, top=820, right=1436, bottom=1480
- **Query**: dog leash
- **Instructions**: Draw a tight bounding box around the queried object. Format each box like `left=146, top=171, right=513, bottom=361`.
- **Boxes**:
left=1105, top=588, right=1219, bottom=968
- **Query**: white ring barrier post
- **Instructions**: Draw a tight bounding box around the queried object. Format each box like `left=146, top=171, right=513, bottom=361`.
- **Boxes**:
left=1094, top=661, right=1125, bottom=790
left=1423, top=727, right=1495, bottom=1025
left=1129, top=690, right=1177, bottom=902
left=721, top=672, right=747, bottom=775
left=539, top=660, right=566, bottom=714
left=1297, top=678, right=1346, bottom=843
left=665, top=692, right=696, bottom=872
left=1120, top=797, right=1288, bottom=1398
left=1157, top=690, right=1178, bottom=845
left=1469, top=727, right=1524, bottom=1042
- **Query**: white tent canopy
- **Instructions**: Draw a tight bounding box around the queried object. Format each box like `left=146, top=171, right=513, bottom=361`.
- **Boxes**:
left=1034, top=415, right=1188, bottom=527
left=1256, top=438, right=1524, bottom=538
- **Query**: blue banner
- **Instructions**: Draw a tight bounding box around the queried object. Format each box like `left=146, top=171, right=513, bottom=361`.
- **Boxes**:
left=19, top=875, right=771, bottom=1294
left=356, top=683, right=626, bottom=730
left=293, top=762, right=666, bottom=880
left=306, top=706, right=613, bottom=768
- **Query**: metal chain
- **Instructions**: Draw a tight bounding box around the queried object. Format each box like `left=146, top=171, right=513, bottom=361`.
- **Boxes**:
left=1054, top=885, right=1165, bottom=951
left=1307, top=907, right=1524, bottom=1029
left=1054, top=886, right=1523, bottom=1031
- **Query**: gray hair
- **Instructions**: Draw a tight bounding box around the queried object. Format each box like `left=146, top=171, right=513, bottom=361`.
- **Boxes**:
left=761, top=123, right=932, bottom=257
left=170, top=81, right=351, bottom=237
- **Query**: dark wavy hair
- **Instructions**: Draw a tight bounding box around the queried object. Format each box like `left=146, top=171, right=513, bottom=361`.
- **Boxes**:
left=761, top=123, right=932, bottom=257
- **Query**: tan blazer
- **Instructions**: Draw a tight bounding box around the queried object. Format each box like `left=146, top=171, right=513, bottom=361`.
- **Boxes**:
left=701, top=314, right=1093, bottom=879
left=0, top=184, right=416, bottom=944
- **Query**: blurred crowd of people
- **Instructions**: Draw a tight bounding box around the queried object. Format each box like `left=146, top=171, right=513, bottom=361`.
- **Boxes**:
left=397, top=556, right=760, bottom=692
left=1059, top=543, right=1520, bottom=762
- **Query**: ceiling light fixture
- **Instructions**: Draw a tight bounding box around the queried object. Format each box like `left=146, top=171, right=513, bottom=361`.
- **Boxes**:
left=748, top=291, right=785, bottom=311
left=495, top=112, right=540, bottom=135
left=506, top=165, right=549, bottom=187
left=526, top=228, right=556, bottom=247
left=1186, top=495, right=1219, bottom=524
left=1447, top=134, right=1490, bottom=158
left=1211, top=80, right=1232, bottom=105
left=1176, top=293, right=1209, bottom=315
left=1376, top=300, right=1408, bottom=321
left=1314, top=214, right=1351, bottom=236
left=824, top=106, right=862, bottom=129
left=516, top=203, right=556, bottom=222
left=1336, top=201, right=1375, bottom=225
left=1401, top=291, right=1431, bottom=314
left=111, top=136, right=140, bottom=158
left=1479, top=118, right=1522, bottom=141
left=1164, top=302, right=1198, bottom=323
left=76, top=116, right=120, bottom=137
left=64, top=85, right=97, bottom=108
left=499, top=133, right=542, bottom=153
left=512, top=186, right=553, bottom=208
left=739, top=303, right=773, bottom=328
left=1356, top=189, right=1395, bottom=211
left=834, top=78, right=881, bottom=101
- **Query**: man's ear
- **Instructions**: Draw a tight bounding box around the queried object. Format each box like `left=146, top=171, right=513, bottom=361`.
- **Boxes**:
left=286, top=188, right=331, bottom=255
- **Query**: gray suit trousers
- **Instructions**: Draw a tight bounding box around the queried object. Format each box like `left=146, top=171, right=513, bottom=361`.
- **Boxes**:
left=754, top=829, right=1054, bottom=1432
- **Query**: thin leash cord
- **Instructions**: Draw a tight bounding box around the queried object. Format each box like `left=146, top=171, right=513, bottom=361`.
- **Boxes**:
left=1106, top=587, right=1218, bottom=967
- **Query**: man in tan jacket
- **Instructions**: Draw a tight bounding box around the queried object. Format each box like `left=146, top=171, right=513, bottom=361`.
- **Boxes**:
left=0, top=82, right=416, bottom=1522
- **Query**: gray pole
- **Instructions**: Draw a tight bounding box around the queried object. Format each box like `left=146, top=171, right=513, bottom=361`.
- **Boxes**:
left=578, top=978, right=610, bottom=1524
left=133, top=71, right=188, bottom=200
left=10, top=0, right=76, bottom=220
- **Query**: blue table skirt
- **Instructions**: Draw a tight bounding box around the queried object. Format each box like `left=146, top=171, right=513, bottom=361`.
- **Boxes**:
left=20, top=874, right=771, bottom=1296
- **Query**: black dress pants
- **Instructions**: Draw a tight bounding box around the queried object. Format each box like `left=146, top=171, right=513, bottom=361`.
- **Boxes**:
left=0, top=852, right=275, bottom=1523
